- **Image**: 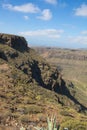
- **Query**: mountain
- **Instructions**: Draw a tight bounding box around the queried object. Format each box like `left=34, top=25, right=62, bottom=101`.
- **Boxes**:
left=0, top=34, right=87, bottom=129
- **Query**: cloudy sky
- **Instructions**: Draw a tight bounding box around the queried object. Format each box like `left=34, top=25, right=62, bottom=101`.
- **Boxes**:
left=0, top=0, right=87, bottom=48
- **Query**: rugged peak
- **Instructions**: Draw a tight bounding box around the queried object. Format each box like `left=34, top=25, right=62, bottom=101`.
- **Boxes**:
left=0, top=33, right=28, bottom=52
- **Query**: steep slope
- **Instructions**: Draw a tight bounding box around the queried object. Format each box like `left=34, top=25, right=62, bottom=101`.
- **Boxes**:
left=0, top=34, right=87, bottom=128
left=34, top=47, right=87, bottom=108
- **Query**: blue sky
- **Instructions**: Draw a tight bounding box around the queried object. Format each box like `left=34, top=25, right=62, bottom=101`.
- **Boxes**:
left=0, top=0, right=87, bottom=48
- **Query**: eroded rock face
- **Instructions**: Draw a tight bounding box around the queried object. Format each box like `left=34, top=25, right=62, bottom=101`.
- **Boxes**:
left=0, top=33, right=28, bottom=52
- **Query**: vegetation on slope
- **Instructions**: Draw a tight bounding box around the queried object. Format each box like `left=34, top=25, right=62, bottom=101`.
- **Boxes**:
left=34, top=47, right=87, bottom=108
left=0, top=34, right=87, bottom=129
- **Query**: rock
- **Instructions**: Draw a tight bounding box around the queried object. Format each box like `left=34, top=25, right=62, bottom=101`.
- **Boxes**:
left=0, top=33, right=28, bottom=52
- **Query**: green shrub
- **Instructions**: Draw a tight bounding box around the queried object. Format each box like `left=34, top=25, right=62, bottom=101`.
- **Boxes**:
left=24, top=105, right=43, bottom=114
left=60, top=120, right=87, bottom=130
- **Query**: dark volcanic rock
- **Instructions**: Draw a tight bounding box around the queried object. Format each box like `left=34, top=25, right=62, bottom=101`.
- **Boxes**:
left=0, top=51, right=8, bottom=61
left=0, top=33, right=28, bottom=52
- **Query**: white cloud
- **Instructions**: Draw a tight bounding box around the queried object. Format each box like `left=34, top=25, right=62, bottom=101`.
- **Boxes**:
left=19, top=29, right=64, bottom=39
left=24, top=15, right=29, bottom=20
left=62, top=23, right=76, bottom=29
left=74, top=4, right=87, bottom=16
left=68, top=36, right=87, bottom=44
left=81, top=30, right=87, bottom=35
left=3, top=3, right=40, bottom=13
left=45, top=0, right=57, bottom=5
left=37, top=9, right=52, bottom=20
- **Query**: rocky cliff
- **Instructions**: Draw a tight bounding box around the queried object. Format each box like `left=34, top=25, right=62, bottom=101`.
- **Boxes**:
left=0, top=33, right=28, bottom=52
left=0, top=33, right=66, bottom=93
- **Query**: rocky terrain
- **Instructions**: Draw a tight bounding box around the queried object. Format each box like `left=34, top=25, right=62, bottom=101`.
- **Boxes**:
left=0, top=34, right=87, bottom=129
left=34, top=47, right=87, bottom=108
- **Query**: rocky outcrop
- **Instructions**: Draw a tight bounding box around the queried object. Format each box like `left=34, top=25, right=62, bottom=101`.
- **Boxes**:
left=0, top=33, right=28, bottom=52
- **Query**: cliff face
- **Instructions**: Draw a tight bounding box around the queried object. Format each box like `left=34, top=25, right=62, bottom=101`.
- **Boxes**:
left=0, top=33, right=65, bottom=93
left=0, top=33, right=28, bottom=52
left=33, top=47, right=87, bottom=61
left=0, top=33, right=87, bottom=126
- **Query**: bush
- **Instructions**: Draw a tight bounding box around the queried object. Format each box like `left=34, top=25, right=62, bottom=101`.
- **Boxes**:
left=60, top=120, right=87, bottom=130
left=24, top=105, right=43, bottom=114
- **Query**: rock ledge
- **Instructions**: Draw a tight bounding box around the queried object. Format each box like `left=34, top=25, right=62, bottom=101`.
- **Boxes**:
left=0, top=33, right=28, bottom=52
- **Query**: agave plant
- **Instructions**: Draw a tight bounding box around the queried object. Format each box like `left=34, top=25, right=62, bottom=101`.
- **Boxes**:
left=34, top=116, right=60, bottom=130
left=34, top=126, right=45, bottom=130
left=20, top=126, right=26, bottom=130
left=47, top=116, right=60, bottom=130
